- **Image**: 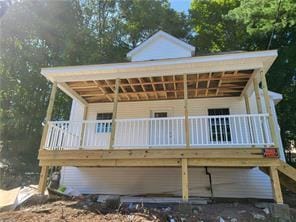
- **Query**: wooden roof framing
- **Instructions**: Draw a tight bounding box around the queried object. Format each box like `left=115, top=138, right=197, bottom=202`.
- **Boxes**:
left=66, top=69, right=254, bottom=103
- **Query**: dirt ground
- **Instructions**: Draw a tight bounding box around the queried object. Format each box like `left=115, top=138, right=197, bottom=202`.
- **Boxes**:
left=0, top=192, right=295, bottom=222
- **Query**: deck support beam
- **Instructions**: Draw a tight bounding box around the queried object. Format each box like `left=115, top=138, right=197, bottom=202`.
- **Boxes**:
left=38, top=81, right=57, bottom=194
left=181, top=158, right=189, bottom=201
left=260, top=71, right=279, bottom=150
left=109, top=78, right=120, bottom=149
left=183, top=74, right=190, bottom=148
left=269, top=166, right=284, bottom=204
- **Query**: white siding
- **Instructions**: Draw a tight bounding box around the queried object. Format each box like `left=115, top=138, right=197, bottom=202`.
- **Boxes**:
left=60, top=167, right=272, bottom=199
left=131, top=37, right=192, bottom=62
left=86, top=97, right=246, bottom=120
left=60, top=95, right=282, bottom=199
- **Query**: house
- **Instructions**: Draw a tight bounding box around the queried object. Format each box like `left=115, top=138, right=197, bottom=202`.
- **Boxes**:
left=38, top=30, right=296, bottom=203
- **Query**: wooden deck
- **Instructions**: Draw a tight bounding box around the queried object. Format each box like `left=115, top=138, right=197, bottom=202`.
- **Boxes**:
left=38, top=147, right=291, bottom=204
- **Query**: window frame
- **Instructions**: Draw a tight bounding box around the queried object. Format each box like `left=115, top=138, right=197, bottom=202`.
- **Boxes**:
left=96, top=113, right=113, bottom=133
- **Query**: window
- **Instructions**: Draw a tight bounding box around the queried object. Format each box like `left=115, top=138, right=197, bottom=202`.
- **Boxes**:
left=208, top=108, right=231, bottom=142
left=96, top=113, right=112, bottom=133
left=154, top=112, right=168, bottom=118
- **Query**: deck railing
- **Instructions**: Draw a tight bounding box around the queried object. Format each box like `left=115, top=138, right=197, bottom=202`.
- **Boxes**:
left=45, top=114, right=273, bottom=150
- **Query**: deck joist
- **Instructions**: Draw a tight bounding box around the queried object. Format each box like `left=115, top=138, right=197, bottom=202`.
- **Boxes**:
left=38, top=148, right=280, bottom=167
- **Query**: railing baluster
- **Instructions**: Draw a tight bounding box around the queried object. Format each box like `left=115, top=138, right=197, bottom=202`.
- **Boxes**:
left=238, top=117, right=243, bottom=145
left=45, top=114, right=272, bottom=150
left=243, top=116, right=249, bottom=145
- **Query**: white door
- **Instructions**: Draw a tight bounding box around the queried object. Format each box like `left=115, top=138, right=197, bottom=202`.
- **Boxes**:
left=150, top=111, right=171, bottom=146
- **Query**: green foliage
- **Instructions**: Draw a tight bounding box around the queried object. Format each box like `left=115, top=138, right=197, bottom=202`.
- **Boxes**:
left=1, top=0, right=295, bottom=188
left=190, top=0, right=248, bottom=53
left=227, top=0, right=296, bottom=153
left=119, top=0, right=190, bottom=47
left=190, top=0, right=296, bottom=156
left=228, top=0, right=296, bottom=35
left=0, top=0, right=189, bottom=188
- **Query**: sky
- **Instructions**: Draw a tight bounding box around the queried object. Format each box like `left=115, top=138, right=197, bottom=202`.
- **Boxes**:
left=169, top=0, right=191, bottom=13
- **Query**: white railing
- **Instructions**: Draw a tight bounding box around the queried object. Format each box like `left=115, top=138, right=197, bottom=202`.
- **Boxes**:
left=45, top=114, right=273, bottom=150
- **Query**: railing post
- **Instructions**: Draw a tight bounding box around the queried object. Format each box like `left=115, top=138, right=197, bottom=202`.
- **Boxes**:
left=39, top=81, right=57, bottom=194
left=183, top=74, right=190, bottom=148
left=109, top=78, right=120, bottom=149
left=79, top=105, right=88, bottom=149
left=260, top=71, right=279, bottom=151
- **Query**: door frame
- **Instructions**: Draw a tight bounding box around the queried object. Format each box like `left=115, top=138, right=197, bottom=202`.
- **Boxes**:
left=149, top=108, right=174, bottom=147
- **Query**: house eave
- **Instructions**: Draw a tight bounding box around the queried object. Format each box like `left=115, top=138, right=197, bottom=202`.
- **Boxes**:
left=41, top=50, right=277, bottom=83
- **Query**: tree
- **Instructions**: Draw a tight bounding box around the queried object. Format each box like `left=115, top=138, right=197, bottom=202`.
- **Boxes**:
left=119, top=0, right=190, bottom=47
left=190, top=0, right=249, bottom=53
left=228, top=0, right=296, bottom=159
left=0, top=0, right=191, bottom=188
left=0, top=0, right=92, bottom=187
left=190, top=0, right=296, bottom=160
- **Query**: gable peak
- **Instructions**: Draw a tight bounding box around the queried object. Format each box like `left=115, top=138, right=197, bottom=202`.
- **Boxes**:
left=127, top=30, right=195, bottom=62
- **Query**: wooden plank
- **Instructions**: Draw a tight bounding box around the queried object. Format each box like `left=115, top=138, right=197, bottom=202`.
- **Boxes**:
left=93, top=81, right=112, bottom=101
left=38, top=148, right=267, bottom=160
left=39, top=82, right=58, bottom=150
left=260, top=71, right=279, bottom=149
left=109, top=78, right=120, bottom=149
left=78, top=87, right=244, bottom=97
left=253, top=77, right=263, bottom=113
left=38, top=82, right=57, bottom=194
left=69, top=76, right=251, bottom=88
left=244, top=94, right=251, bottom=114
left=59, top=82, right=88, bottom=105
left=189, top=158, right=281, bottom=167
left=40, top=159, right=181, bottom=167
left=278, top=161, right=296, bottom=181
left=183, top=74, right=190, bottom=148
left=182, top=159, right=189, bottom=201
left=39, top=157, right=281, bottom=167
left=215, top=72, right=224, bottom=96
left=127, top=78, right=140, bottom=100
left=38, top=166, right=48, bottom=194
left=205, top=73, right=212, bottom=96
left=161, top=76, right=167, bottom=99
left=269, top=166, right=284, bottom=204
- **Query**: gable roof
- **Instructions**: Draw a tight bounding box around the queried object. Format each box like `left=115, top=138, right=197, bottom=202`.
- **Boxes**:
left=126, top=30, right=195, bottom=60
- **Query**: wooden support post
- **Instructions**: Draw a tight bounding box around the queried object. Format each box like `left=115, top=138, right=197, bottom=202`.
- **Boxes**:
left=39, top=82, right=58, bottom=150
left=38, top=81, right=57, bottom=194
left=181, top=158, right=189, bottom=202
left=260, top=71, right=279, bottom=149
left=269, top=166, right=284, bottom=204
left=244, top=94, right=255, bottom=145
left=183, top=74, right=190, bottom=148
left=244, top=94, right=251, bottom=114
left=38, top=166, right=49, bottom=194
left=109, top=78, right=120, bottom=149
left=79, top=105, right=88, bottom=148
left=253, top=77, right=263, bottom=114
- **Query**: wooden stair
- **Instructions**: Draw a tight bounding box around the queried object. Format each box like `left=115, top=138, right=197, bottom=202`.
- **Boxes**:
left=260, top=161, right=296, bottom=193
left=277, top=161, right=296, bottom=193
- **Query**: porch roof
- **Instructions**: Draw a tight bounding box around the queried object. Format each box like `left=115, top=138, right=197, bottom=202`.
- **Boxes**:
left=41, top=50, right=277, bottom=104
